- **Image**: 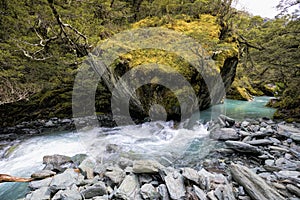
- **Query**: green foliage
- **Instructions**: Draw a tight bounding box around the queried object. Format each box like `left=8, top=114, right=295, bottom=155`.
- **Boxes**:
left=0, top=0, right=297, bottom=123
left=229, top=8, right=300, bottom=121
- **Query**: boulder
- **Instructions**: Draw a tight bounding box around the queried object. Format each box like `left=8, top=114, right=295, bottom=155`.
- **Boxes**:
left=219, top=115, right=235, bottom=127
left=193, top=185, right=208, bottom=200
left=43, top=154, right=74, bottom=172
left=275, top=170, right=300, bottom=180
left=210, top=128, right=240, bottom=141
left=164, top=168, right=186, bottom=200
left=214, top=185, right=236, bottom=200
left=140, top=183, right=159, bottom=199
left=157, top=184, right=170, bottom=200
left=52, top=187, right=82, bottom=200
left=116, top=174, right=140, bottom=199
left=230, top=163, right=285, bottom=200
left=78, top=158, right=95, bottom=179
left=198, top=168, right=215, bottom=190
left=29, top=177, right=53, bottom=190
left=104, top=166, right=125, bottom=184
left=207, top=191, right=218, bottom=200
left=225, top=141, right=262, bottom=154
left=50, top=168, right=83, bottom=192
left=181, top=167, right=200, bottom=183
left=71, top=154, right=88, bottom=167
left=246, top=139, right=273, bottom=146
left=25, top=187, right=51, bottom=200
left=133, top=160, right=164, bottom=173
left=286, top=184, right=300, bottom=197
left=80, top=182, right=107, bottom=199
left=277, top=124, right=300, bottom=137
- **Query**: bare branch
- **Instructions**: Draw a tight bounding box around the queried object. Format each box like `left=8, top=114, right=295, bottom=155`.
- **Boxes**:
left=237, top=34, right=265, bottom=50
left=47, top=0, right=90, bottom=56
left=16, top=44, right=52, bottom=61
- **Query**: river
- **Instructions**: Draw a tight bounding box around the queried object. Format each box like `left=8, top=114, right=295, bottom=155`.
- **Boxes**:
left=0, top=96, right=276, bottom=200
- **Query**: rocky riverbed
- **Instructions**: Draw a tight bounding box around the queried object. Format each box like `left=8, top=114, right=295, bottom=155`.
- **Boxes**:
left=17, top=116, right=300, bottom=200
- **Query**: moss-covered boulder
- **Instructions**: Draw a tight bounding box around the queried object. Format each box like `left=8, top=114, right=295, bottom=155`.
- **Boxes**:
left=227, top=76, right=264, bottom=101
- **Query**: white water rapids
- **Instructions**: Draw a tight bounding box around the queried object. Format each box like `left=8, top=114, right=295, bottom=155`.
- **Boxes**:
left=0, top=121, right=212, bottom=200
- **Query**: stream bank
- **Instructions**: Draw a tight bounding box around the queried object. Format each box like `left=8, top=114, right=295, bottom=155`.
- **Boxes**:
left=20, top=117, right=300, bottom=200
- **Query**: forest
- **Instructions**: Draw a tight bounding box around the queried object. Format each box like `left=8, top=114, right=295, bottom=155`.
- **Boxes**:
left=0, top=1, right=300, bottom=200
left=0, top=0, right=299, bottom=124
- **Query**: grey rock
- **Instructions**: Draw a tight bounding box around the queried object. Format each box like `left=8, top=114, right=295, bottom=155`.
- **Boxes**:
left=285, top=153, right=293, bottom=160
left=92, top=196, right=109, bottom=200
left=286, top=184, right=300, bottom=197
left=71, top=154, right=88, bottom=167
left=207, top=191, right=218, bottom=200
left=50, top=168, right=83, bottom=192
left=271, top=182, right=286, bottom=190
left=286, top=138, right=293, bottom=144
left=291, top=133, right=300, bottom=142
left=181, top=167, right=200, bottom=183
left=289, top=198, right=300, bottom=200
left=79, top=158, right=95, bottom=179
left=140, top=183, right=159, bottom=200
left=269, top=146, right=289, bottom=153
left=43, top=154, right=73, bottom=172
left=104, top=166, right=125, bottom=184
left=212, top=173, right=227, bottom=184
left=241, top=121, right=250, bottom=127
left=164, top=169, right=186, bottom=200
left=133, top=160, right=164, bottom=173
left=260, top=122, right=268, bottom=127
left=269, top=138, right=281, bottom=145
left=124, top=166, right=133, bottom=175
left=31, top=170, right=56, bottom=179
left=193, top=185, right=207, bottom=200
left=45, top=120, right=55, bottom=127
left=230, top=163, right=285, bottom=200
left=214, top=184, right=236, bottom=200
left=158, top=184, right=170, bottom=200
left=239, top=131, right=251, bottom=137
left=237, top=196, right=251, bottom=200
left=118, top=157, right=133, bottom=169
left=238, top=186, right=245, bottom=196
left=275, top=158, right=299, bottom=170
left=29, top=177, right=52, bottom=190
left=277, top=124, right=300, bottom=137
left=28, top=187, right=51, bottom=200
left=258, top=172, right=276, bottom=181
left=242, top=136, right=252, bottom=142
left=246, top=139, right=273, bottom=146
left=52, top=190, right=64, bottom=200
left=275, top=170, right=300, bottom=180
left=210, top=128, right=240, bottom=141
left=225, top=141, right=262, bottom=154
left=116, top=174, right=140, bottom=199
left=214, top=186, right=223, bottom=200
left=219, top=115, right=235, bottom=127
left=54, top=188, right=82, bottom=200
left=80, top=182, right=107, bottom=199
left=198, top=168, right=214, bottom=190
left=93, top=164, right=106, bottom=175
left=264, top=159, right=275, bottom=166
left=259, top=127, right=266, bottom=132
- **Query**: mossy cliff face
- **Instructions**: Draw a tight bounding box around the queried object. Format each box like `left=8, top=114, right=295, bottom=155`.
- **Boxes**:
left=92, top=15, right=239, bottom=122
left=0, top=14, right=238, bottom=126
